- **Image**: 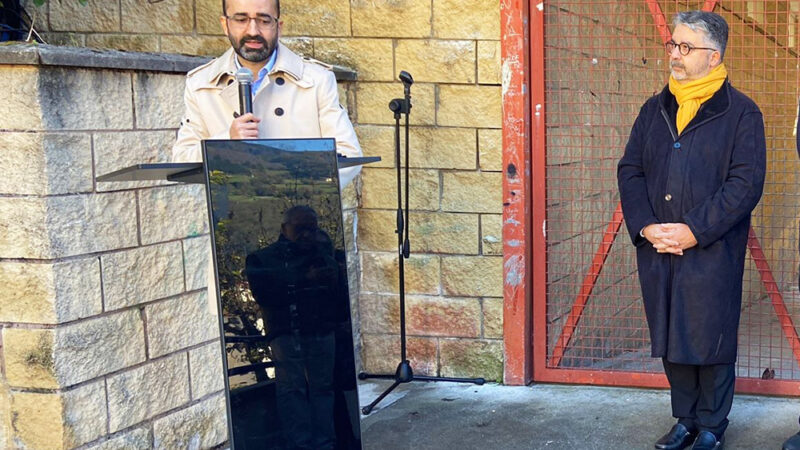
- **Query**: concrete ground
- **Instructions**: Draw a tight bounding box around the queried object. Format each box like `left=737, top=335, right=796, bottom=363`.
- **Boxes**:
left=358, top=380, right=800, bottom=450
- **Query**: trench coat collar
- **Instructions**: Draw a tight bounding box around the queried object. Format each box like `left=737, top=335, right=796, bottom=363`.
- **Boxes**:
left=657, top=78, right=732, bottom=137
left=192, top=43, right=308, bottom=112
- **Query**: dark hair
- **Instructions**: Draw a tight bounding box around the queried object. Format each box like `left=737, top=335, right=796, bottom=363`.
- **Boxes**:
left=222, top=0, right=280, bottom=17
left=673, top=10, right=728, bottom=59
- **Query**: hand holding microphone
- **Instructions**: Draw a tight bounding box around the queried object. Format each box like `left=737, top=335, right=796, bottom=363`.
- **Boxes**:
left=230, top=67, right=260, bottom=139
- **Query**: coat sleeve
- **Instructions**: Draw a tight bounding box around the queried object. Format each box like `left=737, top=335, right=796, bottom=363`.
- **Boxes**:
left=172, top=82, right=231, bottom=163
left=617, top=102, right=659, bottom=247
left=316, top=70, right=363, bottom=188
left=682, top=111, right=766, bottom=248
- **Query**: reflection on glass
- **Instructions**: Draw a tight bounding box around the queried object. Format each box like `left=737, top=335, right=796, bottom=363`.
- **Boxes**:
left=204, top=139, right=361, bottom=450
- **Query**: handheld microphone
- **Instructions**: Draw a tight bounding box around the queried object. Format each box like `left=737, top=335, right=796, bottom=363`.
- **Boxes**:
left=235, top=67, right=254, bottom=116
left=399, top=70, right=413, bottom=96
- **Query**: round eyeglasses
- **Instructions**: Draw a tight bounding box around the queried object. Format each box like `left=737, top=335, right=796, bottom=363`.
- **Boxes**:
left=665, top=40, right=717, bottom=56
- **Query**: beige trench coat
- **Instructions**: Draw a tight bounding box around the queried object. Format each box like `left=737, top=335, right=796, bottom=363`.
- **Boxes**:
left=172, top=42, right=362, bottom=186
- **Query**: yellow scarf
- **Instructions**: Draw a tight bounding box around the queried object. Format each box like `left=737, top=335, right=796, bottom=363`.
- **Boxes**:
left=668, top=63, right=727, bottom=134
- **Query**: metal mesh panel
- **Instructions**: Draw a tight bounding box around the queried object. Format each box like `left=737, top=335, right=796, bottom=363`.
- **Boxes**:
left=541, top=0, right=800, bottom=391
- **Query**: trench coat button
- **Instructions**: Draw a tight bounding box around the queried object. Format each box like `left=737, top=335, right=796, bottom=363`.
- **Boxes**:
left=275, top=107, right=284, bottom=116
left=673, top=142, right=681, bottom=149
left=276, top=77, right=285, bottom=85
left=665, top=194, right=672, bottom=201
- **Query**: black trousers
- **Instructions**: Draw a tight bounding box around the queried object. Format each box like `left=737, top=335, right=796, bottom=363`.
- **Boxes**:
left=662, top=359, right=736, bottom=438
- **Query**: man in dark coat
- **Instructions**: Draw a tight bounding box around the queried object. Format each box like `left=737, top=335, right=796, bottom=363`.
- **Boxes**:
left=618, top=10, right=766, bottom=450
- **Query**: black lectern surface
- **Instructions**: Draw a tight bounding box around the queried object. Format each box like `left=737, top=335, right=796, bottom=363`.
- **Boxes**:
left=203, top=138, right=362, bottom=449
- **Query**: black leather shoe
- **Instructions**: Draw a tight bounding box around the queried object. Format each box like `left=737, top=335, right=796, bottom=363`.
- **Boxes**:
left=783, top=432, right=800, bottom=450
left=691, top=431, right=723, bottom=450
left=655, top=424, right=697, bottom=450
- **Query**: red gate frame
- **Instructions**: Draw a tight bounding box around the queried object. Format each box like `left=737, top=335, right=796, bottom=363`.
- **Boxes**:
left=517, top=0, right=800, bottom=395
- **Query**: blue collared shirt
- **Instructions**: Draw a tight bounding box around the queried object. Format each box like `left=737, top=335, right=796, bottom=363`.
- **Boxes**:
left=234, top=47, right=278, bottom=97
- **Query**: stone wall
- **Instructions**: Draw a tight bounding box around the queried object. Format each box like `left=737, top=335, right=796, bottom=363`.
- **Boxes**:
left=0, top=45, right=229, bottom=449
left=16, top=0, right=505, bottom=381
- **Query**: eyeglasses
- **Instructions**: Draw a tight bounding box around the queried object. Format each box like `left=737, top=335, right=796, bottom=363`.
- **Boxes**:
left=225, top=13, right=279, bottom=30
left=665, top=40, right=717, bottom=56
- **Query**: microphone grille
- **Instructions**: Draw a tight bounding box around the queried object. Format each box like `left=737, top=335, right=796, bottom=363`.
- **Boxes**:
left=235, top=67, right=254, bottom=83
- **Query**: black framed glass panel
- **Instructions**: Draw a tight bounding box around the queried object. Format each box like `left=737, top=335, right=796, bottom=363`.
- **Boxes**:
left=203, top=138, right=361, bottom=450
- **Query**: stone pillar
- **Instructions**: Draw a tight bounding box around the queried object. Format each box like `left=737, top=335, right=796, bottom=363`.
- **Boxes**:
left=0, top=44, right=227, bottom=449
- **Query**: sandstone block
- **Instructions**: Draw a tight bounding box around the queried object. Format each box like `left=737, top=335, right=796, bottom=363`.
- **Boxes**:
left=86, top=34, right=160, bottom=53
left=407, top=296, right=481, bottom=337
left=40, top=32, right=85, bottom=47
left=146, top=291, right=219, bottom=358
left=94, top=130, right=176, bottom=192
left=478, top=129, right=502, bottom=171
left=0, top=67, right=43, bottom=130
left=39, top=67, right=134, bottom=130
left=281, top=37, right=314, bottom=57
left=134, top=73, right=186, bottom=129
left=440, top=339, right=503, bottom=381
left=0, top=258, right=102, bottom=324
left=408, top=127, right=476, bottom=170
left=480, top=214, right=502, bottom=255
left=356, top=209, right=396, bottom=251
left=50, top=0, right=120, bottom=32
left=139, top=184, right=209, bottom=245
left=55, top=309, right=146, bottom=386
left=0, top=132, right=92, bottom=195
left=0, top=193, right=138, bottom=259
left=8, top=391, right=64, bottom=449
left=0, top=385, right=9, bottom=449
left=360, top=168, right=439, bottom=210
left=412, top=211, right=479, bottom=254
left=361, top=334, right=437, bottom=375
left=360, top=252, right=440, bottom=295
left=395, top=40, right=475, bottom=83
left=3, top=328, right=57, bottom=389
left=477, top=40, right=501, bottom=85
left=341, top=178, right=358, bottom=210
left=107, top=353, right=190, bottom=432
left=482, top=297, right=504, bottom=338
left=196, top=0, right=225, bottom=35
left=354, top=125, right=395, bottom=168
left=356, top=82, right=435, bottom=126
left=160, top=36, right=231, bottom=57
left=441, top=255, right=502, bottom=297
left=87, top=428, right=151, bottom=450
left=102, top=242, right=184, bottom=311
left=62, top=380, right=108, bottom=447
left=438, top=85, right=502, bottom=128
left=314, top=38, right=393, bottom=81
left=189, top=341, right=225, bottom=399
left=183, top=236, right=212, bottom=291
left=433, top=0, right=500, bottom=39
left=442, top=171, right=501, bottom=213
left=358, top=293, right=400, bottom=334
left=121, top=0, right=193, bottom=33
left=282, top=0, right=350, bottom=36
left=352, top=0, right=431, bottom=38
left=152, top=393, right=228, bottom=449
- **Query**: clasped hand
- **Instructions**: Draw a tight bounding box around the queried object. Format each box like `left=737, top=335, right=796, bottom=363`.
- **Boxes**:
left=642, top=223, right=697, bottom=256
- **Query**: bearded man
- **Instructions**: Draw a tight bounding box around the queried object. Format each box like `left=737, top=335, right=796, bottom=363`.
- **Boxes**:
left=618, top=10, right=766, bottom=450
left=172, top=0, right=362, bottom=186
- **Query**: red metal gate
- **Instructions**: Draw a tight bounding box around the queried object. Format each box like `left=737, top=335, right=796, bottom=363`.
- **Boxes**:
left=532, top=0, right=800, bottom=395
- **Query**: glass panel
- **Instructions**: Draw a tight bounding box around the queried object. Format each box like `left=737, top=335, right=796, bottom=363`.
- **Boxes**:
left=204, top=138, right=361, bottom=449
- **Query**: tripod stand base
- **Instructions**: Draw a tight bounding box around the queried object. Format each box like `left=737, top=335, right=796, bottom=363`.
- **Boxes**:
left=358, top=361, right=486, bottom=415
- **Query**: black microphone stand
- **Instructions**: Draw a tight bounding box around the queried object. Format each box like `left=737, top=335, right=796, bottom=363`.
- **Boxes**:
left=358, top=71, right=485, bottom=415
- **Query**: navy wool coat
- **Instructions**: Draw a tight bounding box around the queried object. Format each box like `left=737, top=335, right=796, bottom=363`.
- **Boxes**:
left=617, top=80, right=766, bottom=365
